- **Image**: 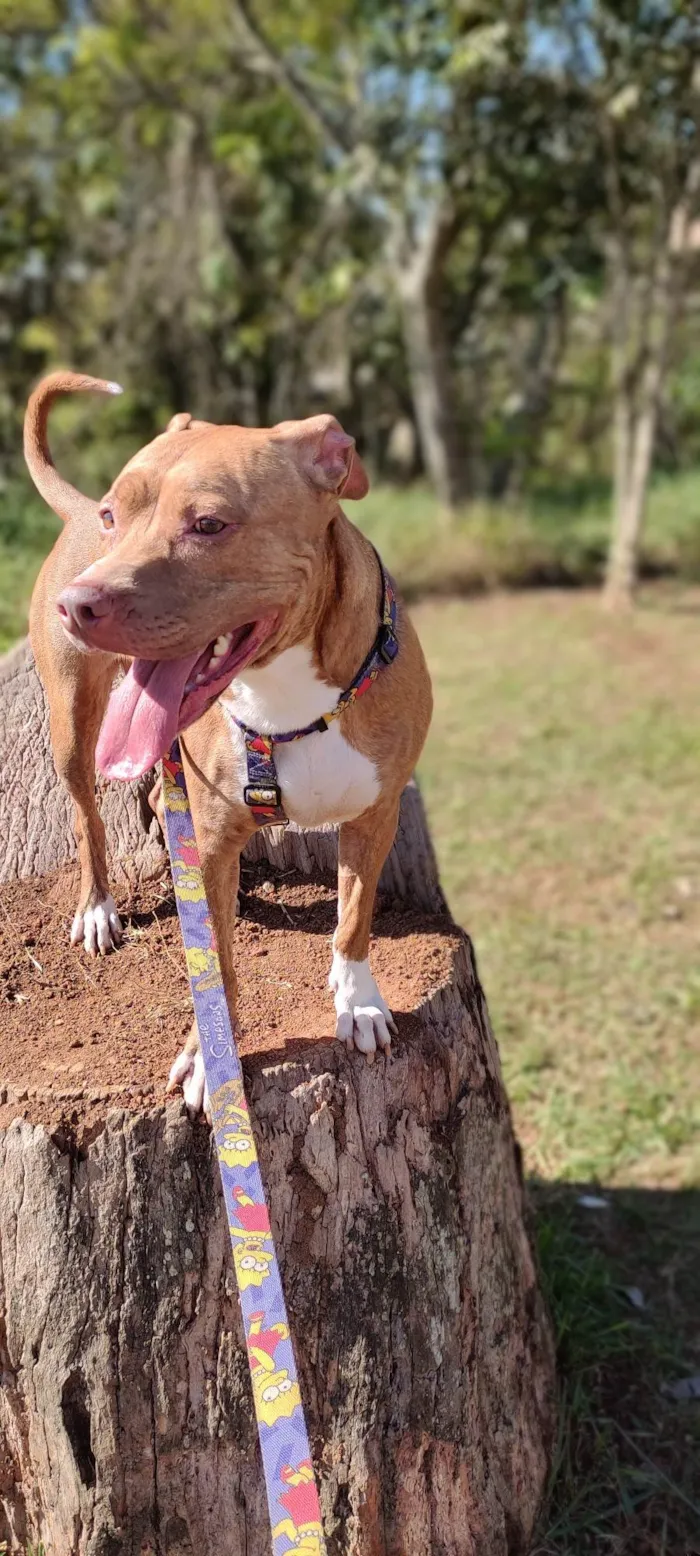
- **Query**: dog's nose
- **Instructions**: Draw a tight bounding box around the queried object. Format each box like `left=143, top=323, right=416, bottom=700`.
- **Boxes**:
left=57, top=582, right=116, bottom=635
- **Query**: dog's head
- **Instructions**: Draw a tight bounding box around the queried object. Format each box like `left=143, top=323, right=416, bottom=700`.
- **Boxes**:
left=24, top=372, right=369, bottom=779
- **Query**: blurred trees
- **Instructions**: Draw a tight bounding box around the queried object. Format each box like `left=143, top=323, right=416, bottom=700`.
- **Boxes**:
left=534, top=2, right=700, bottom=609
left=594, top=14, right=700, bottom=609
left=1, top=0, right=700, bottom=599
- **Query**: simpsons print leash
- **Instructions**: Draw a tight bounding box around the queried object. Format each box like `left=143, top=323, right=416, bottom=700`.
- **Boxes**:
left=162, top=741, right=328, bottom=1556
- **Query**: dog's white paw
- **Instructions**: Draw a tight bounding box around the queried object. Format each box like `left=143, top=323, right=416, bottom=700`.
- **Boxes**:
left=166, top=1042, right=210, bottom=1119
left=329, top=951, right=396, bottom=1059
left=71, top=894, right=122, bottom=956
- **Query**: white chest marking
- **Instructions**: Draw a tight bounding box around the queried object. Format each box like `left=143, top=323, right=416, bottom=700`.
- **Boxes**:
left=220, top=645, right=381, bottom=828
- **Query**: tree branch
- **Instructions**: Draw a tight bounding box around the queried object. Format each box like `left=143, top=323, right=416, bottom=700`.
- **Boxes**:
left=390, top=197, right=461, bottom=294
left=668, top=150, right=700, bottom=255
left=231, top=0, right=354, bottom=158
left=452, top=211, right=504, bottom=338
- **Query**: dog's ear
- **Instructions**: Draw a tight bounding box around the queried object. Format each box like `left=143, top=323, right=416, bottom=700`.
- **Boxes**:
left=167, top=412, right=192, bottom=433
left=272, top=414, right=370, bottom=500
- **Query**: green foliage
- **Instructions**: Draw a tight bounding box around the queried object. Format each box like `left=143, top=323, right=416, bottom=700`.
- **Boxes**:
left=358, top=468, right=700, bottom=598
left=1, top=0, right=698, bottom=524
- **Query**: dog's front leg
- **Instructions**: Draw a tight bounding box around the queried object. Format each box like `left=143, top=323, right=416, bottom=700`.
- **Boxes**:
left=331, top=799, right=400, bottom=1058
left=40, top=644, right=122, bottom=955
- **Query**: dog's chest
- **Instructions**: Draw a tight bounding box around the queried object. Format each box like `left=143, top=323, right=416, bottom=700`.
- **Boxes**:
left=220, top=646, right=380, bottom=827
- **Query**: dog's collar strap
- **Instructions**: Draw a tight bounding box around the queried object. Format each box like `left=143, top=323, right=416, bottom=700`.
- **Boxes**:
left=231, top=553, right=399, bottom=828
left=161, top=745, right=328, bottom=1554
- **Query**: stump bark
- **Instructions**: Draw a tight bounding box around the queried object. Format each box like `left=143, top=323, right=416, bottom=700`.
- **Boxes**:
left=0, top=640, right=556, bottom=1556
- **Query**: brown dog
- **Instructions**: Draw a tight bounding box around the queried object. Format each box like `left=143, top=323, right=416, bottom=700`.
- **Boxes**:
left=25, top=372, right=432, bottom=1112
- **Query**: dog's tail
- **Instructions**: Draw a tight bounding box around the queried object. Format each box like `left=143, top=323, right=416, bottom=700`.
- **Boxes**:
left=24, top=371, right=123, bottom=524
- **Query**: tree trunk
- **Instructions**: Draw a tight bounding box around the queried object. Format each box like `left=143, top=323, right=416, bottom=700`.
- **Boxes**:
left=0, top=640, right=166, bottom=891
left=603, top=249, right=673, bottom=612
left=231, top=5, right=467, bottom=515
left=602, top=154, right=700, bottom=611
left=492, top=281, right=568, bottom=503
left=0, top=640, right=556, bottom=1555
left=603, top=380, right=663, bottom=612
left=393, top=209, right=465, bottom=515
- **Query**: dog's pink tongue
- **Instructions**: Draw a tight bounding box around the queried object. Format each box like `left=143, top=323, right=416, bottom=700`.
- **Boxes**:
left=96, top=653, right=201, bottom=780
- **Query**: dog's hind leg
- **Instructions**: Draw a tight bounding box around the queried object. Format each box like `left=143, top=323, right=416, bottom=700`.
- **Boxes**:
left=34, top=621, right=121, bottom=955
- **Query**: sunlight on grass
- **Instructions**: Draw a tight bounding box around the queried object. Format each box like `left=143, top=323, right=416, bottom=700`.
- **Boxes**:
left=414, top=591, right=700, bottom=1190
left=358, top=467, right=700, bottom=597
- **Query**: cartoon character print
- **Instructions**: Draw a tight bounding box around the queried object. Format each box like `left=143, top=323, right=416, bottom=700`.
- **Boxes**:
left=232, top=1234, right=274, bottom=1289
left=172, top=858, right=207, bottom=903
left=247, top=1311, right=302, bottom=1427
left=230, top=1188, right=274, bottom=1289
left=162, top=757, right=190, bottom=812
left=272, top=1462, right=325, bottom=1555
left=210, top=1074, right=245, bottom=1118
left=211, top=1080, right=257, bottom=1168
left=185, top=945, right=222, bottom=993
left=216, top=1102, right=257, bottom=1169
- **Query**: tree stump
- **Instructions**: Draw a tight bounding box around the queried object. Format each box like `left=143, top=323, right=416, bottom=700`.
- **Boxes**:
left=0, top=641, right=556, bottom=1556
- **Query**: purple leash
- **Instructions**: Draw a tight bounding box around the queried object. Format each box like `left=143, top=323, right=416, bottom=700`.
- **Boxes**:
left=162, top=744, right=327, bottom=1555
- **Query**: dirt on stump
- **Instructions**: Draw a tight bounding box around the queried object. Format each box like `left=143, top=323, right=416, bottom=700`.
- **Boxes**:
left=0, top=858, right=461, bottom=1139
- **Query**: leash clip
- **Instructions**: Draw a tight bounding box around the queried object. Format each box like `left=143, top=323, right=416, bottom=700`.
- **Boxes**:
left=244, top=782, right=283, bottom=810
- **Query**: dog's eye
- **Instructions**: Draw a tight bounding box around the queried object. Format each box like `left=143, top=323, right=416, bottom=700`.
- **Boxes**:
left=193, top=516, right=225, bottom=536
left=100, top=508, right=115, bottom=531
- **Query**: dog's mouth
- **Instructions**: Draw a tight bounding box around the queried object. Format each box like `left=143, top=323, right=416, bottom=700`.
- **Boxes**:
left=96, top=617, right=277, bottom=781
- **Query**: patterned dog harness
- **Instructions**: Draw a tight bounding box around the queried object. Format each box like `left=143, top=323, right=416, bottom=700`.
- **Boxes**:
left=231, top=552, right=399, bottom=827
left=162, top=746, right=329, bottom=1554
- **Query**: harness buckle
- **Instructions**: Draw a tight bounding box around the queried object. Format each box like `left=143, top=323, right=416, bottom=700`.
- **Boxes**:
left=244, top=783, right=283, bottom=811
left=378, top=624, right=399, bottom=664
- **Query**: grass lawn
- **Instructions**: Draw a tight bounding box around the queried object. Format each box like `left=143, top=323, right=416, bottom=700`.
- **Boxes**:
left=415, top=589, right=700, bottom=1554
left=358, top=470, right=700, bottom=599
left=416, top=590, right=700, bottom=1190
